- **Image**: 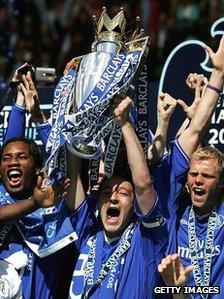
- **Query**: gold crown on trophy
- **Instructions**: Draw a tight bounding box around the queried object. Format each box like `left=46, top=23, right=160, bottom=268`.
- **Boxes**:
left=92, top=7, right=144, bottom=48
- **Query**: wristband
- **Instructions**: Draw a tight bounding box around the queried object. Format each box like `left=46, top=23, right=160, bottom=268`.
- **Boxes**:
left=207, top=83, right=222, bottom=94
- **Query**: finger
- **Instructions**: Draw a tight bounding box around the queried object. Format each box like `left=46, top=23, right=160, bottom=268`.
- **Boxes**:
left=158, top=264, right=163, bottom=273
left=177, top=99, right=188, bottom=112
left=19, top=82, right=26, bottom=94
left=203, top=44, right=214, bottom=58
left=22, top=74, right=29, bottom=90
left=185, top=265, right=193, bottom=274
left=159, top=92, right=165, bottom=100
left=217, top=35, right=224, bottom=51
left=36, top=174, right=45, bottom=189
left=195, top=83, right=202, bottom=99
left=63, top=58, right=77, bottom=75
left=172, top=254, right=181, bottom=278
left=26, top=72, right=35, bottom=90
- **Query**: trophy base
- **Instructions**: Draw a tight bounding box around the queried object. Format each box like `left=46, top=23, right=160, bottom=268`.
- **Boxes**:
left=66, top=140, right=98, bottom=159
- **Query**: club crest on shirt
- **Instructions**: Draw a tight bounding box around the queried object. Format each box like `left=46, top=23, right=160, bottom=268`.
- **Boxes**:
left=215, top=214, right=224, bottom=229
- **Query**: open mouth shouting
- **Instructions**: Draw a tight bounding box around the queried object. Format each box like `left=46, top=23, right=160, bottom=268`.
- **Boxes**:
left=106, top=206, right=120, bottom=223
left=192, top=187, right=206, bottom=202
left=7, top=168, right=23, bottom=187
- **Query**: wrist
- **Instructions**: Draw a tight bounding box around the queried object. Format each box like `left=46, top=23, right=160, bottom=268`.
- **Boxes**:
left=207, top=83, right=222, bottom=94
left=210, top=68, right=224, bottom=83
left=31, top=111, right=47, bottom=124
left=29, top=195, right=41, bottom=208
left=158, top=117, right=169, bottom=128
left=16, top=92, right=25, bottom=107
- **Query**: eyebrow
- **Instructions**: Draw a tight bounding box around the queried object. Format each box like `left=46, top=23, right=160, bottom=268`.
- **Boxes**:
left=2, top=151, right=28, bottom=157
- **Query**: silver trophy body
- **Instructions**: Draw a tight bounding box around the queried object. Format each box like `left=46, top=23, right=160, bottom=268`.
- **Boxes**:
left=66, top=8, right=149, bottom=159
left=66, top=41, right=119, bottom=158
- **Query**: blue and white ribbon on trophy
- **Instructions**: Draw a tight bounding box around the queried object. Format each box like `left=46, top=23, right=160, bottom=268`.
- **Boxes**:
left=43, top=48, right=147, bottom=183
left=42, top=69, right=77, bottom=182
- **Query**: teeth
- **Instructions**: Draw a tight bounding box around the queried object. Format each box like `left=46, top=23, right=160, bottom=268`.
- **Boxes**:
left=9, top=170, right=21, bottom=176
left=8, top=170, right=22, bottom=180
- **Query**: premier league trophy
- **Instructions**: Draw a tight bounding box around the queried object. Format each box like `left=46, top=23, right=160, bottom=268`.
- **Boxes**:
left=44, top=7, right=149, bottom=182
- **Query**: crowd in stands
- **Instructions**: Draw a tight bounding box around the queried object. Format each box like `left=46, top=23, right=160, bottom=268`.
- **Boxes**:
left=1, top=0, right=224, bottom=88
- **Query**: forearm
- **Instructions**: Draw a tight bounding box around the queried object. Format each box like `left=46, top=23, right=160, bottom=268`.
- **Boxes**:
left=121, top=122, right=156, bottom=214
left=175, top=118, right=190, bottom=139
left=191, top=69, right=223, bottom=131
left=65, top=149, right=85, bottom=212
left=178, top=69, right=224, bottom=156
left=0, top=198, right=38, bottom=222
left=31, top=108, right=47, bottom=124
left=4, top=105, right=26, bottom=143
left=148, top=118, right=169, bottom=166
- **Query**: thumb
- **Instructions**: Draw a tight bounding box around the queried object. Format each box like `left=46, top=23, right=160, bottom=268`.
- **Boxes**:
left=177, top=99, right=189, bottom=112
left=203, top=44, right=214, bottom=59
left=185, top=265, right=193, bottom=275
left=36, top=172, right=47, bottom=189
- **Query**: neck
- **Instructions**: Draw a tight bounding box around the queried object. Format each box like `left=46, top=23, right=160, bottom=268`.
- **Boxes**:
left=193, top=204, right=216, bottom=216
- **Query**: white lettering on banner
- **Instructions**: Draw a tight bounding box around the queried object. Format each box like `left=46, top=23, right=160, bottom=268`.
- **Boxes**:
left=104, top=126, right=121, bottom=176
left=94, top=121, right=114, bottom=146
left=137, top=65, right=148, bottom=154
left=209, top=128, right=224, bottom=145
left=211, top=109, right=224, bottom=124
left=90, top=160, right=99, bottom=183
left=53, top=74, right=73, bottom=120
left=79, top=52, right=140, bottom=112
left=75, top=100, right=109, bottom=124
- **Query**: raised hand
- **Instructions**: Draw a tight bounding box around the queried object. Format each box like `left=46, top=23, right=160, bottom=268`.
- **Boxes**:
left=63, top=58, right=79, bottom=75
left=113, top=93, right=133, bottom=127
left=186, top=73, right=207, bottom=92
left=177, top=73, right=207, bottom=120
left=157, top=92, right=177, bottom=122
left=158, top=254, right=193, bottom=287
left=20, top=72, right=47, bottom=124
left=204, top=35, right=224, bottom=73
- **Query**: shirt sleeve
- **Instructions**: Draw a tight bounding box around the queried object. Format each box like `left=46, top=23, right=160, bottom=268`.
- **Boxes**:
left=70, top=194, right=98, bottom=250
left=134, top=196, right=164, bottom=228
left=36, top=121, right=52, bottom=147
left=4, top=105, right=25, bottom=143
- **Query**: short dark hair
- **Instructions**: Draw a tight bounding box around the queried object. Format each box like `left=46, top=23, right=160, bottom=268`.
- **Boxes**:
left=98, top=165, right=134, bottom=195
left=0, top=137, right=44, bottom=169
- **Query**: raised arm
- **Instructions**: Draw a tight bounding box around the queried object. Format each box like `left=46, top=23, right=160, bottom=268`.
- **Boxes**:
left=175, top=73, right=207, bottom=138
left=148, top=92, right=177, bottom=167
left=4, top=65, right=27, bottom=143
left=64, top=150, right=85, bottom=212
left=178, top=36, right=224, bottom=157
left=114, top=95, right=157, bottom=214
left=20, top=72, right=47, bottom=124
